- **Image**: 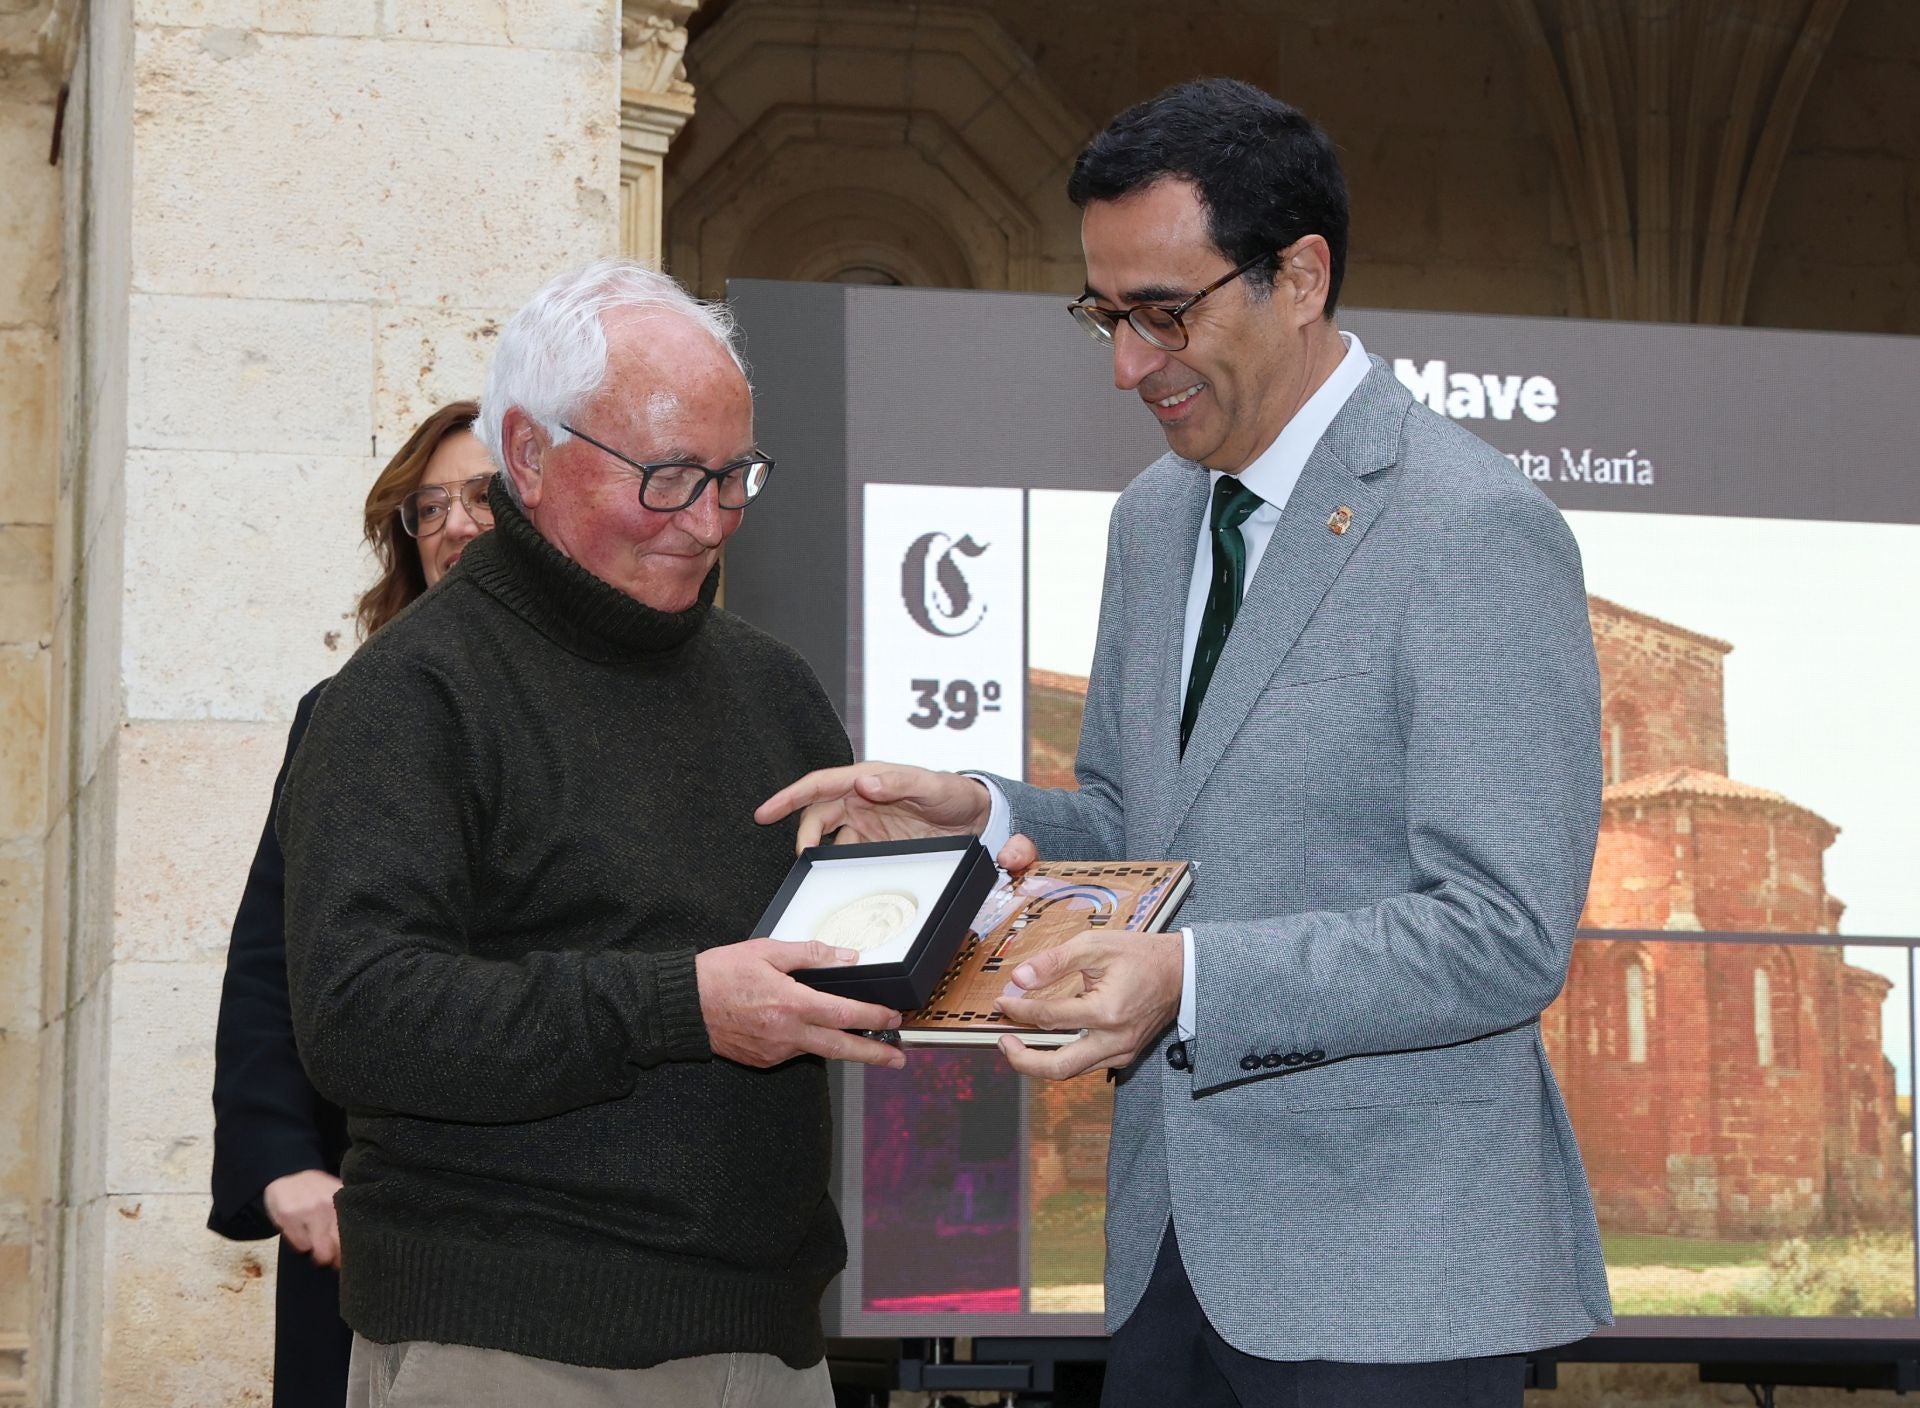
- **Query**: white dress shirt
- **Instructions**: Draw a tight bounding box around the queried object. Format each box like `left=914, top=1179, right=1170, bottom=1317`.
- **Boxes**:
left=977, top=332, right=1373, bottom=1040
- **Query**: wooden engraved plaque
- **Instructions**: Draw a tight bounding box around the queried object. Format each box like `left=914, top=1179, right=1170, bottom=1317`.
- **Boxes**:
left=897, top=860, right=1192, bottom=1048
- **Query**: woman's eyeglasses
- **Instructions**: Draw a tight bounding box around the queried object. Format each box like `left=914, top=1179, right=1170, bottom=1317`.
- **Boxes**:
left=399, top=474, right=496, bottom=538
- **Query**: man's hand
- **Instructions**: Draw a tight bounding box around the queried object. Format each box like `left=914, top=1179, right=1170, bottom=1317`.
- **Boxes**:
left=697, top=938, right=906, bottom=1069
left=756, top=763, right=992, bottom=851
left=263, top=1169, right=343, bottom=1267
left=994, top=930, right=1183, bottom=1080
left=996, top=833, right=1039, bottom=875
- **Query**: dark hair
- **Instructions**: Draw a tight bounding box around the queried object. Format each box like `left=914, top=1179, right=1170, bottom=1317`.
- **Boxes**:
left=355, top=400, right=480, bottom=640
left=1067, top=78, right=1349, bottom=315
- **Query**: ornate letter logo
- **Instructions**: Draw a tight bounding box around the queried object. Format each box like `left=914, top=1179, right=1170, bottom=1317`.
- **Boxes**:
left=901, top=531, right=989, bottom=637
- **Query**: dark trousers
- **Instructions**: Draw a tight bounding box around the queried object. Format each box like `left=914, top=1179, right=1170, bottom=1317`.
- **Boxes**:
left=1101, top=1226, right=1526, bottom=1408
left=273, top=1237, right=353, bottom=1408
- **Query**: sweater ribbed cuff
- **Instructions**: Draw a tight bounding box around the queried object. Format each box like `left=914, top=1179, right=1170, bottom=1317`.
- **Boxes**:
left=645, top=947, right=711, bottom=1063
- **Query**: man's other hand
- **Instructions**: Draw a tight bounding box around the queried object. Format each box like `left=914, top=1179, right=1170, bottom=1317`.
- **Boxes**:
left=263, top=1169, right=344, bottom=1267
left=997, top=833, right=1039, bottom=876
left=697, top=938, right=907, bottom=1069
left=994, top=930, right=1183, bottom=1080
left=756, top=763, right=992, bottom=851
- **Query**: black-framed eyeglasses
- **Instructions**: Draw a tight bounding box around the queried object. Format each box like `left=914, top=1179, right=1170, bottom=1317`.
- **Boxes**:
left=399, top=473, right=496, bottom=538
left=1067, top=249, right=1278, bottom=352
left=560, top=424, right=774, bottom=512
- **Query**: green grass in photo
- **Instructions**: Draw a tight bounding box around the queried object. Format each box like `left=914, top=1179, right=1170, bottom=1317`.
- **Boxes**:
left=1030, top=1189, right=1106, bottom=1288
left=1605, top=1231, right=1915, bottom=1317
left=1603, top=1232, right=1773, bottom=1268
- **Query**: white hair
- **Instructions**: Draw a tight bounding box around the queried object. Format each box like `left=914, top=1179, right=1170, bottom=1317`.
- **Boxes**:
left=477, top=258, right=748, bottom=502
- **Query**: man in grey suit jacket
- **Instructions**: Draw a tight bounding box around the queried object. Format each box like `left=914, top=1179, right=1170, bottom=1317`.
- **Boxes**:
left=760, top=78, right=1609, bottom=1407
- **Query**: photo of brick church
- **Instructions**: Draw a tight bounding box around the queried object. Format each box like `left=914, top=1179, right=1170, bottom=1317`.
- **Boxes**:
left=1547, top=598, right=1906, bottom=1236
left=1545, top=596, right=1912, bottom=1316
left=1021, top=590, right=1915, bottom=1317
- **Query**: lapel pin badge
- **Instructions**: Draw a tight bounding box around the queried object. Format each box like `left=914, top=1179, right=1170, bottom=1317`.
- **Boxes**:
left=1327, top=506, right=1353, bottom=535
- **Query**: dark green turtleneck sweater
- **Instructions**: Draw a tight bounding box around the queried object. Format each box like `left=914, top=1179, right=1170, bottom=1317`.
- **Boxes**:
left=278, top=482, right=853, bottom=1369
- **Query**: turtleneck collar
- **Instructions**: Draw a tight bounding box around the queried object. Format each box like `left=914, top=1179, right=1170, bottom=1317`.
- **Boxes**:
left=461, top=472, right=717, bottom=662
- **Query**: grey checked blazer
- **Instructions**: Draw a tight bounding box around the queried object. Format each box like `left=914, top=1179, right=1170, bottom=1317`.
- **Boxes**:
left=985, top=357, right=1611, bottom=1362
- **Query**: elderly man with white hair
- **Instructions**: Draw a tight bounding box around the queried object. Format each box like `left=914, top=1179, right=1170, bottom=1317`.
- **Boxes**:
left=279, top=259, right=903, bottom=1407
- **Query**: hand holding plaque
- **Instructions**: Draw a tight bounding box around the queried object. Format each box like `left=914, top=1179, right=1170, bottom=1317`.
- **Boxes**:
left=694, top=938, right=907, bottom=1070
left=994, top=925, right=1188, bottom=1080
left=897, top=859, right=1192, bottom=1050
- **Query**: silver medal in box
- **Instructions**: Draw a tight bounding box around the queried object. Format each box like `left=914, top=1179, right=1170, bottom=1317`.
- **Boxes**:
left=756, top=834, right=998, bottom=1010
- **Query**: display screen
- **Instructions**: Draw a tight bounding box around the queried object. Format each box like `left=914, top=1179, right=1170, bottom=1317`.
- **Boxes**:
left=724, top=280, right=1920, bottom=1341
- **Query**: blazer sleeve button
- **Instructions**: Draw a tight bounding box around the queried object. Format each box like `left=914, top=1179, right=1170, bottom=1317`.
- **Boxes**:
left=1261, top=1053, right=1283, bottom=1069
left=1239, top=1054, right=1261, bottom=1072
left=1281, top=1052, right=1304, bottom=1067
left=1307, top=1050, right=1327, bottom=1062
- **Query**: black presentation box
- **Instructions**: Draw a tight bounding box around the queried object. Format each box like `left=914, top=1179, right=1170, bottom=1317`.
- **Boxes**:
left=756, top=835, right=999, bottom=1011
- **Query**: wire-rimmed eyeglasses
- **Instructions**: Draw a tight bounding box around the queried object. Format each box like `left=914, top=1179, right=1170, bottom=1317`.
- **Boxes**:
left=399, top=474, right=496, bottom=538
left=561, top=424, right=774, bottom=512
left=1067, top=249, right=1277, bottom=353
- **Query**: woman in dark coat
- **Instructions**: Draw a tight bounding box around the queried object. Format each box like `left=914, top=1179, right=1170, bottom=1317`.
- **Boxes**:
left=208, top=401, right=494, bottom=1408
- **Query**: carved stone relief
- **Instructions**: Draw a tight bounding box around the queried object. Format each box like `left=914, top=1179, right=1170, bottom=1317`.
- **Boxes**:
left=621, top=0, right=703, bottom=268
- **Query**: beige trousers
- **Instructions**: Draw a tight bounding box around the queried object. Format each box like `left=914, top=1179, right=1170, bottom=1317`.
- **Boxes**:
left=344, top=1334, right=835, bottom=1408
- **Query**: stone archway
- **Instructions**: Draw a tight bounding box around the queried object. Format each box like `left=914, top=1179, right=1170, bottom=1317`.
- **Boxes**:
left=666, top=1, right=1090, bottom=296
left=731, top=184, right=977, bottom=290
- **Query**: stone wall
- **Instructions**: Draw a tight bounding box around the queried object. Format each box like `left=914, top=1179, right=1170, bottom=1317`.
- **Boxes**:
left=26, top=4, right=622, bottom=1403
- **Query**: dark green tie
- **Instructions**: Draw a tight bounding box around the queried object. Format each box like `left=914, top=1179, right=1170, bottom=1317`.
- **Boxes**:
left=1180, top=475, right=1264, bottom=753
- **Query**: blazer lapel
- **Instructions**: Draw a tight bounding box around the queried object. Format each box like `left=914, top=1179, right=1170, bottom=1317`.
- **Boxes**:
left=1137, top=468, right=1208, bottom=853
left=1160, top=360, right=1406, bottom=845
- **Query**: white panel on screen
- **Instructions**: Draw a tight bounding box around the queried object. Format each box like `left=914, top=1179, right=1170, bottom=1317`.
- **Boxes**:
left=862, top=483, right=1025, bottom=777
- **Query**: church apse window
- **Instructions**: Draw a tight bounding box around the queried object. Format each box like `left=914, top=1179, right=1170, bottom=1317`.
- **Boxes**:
left=1600, top=695, right=1644, bottom=786
left=1624, top=961, right=1648, bottom=1063
left=1753, top=955, right=1804, bottom=1071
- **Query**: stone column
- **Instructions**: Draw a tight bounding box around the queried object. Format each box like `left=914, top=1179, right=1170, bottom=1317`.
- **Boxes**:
left=620, top=0, right=700, bottom=267
left=1, top=2, right=74, bottom=1403
left=1489, top=0, right=1850, bottom=320
left=1497, top=0, right=1853, bottom=322
left=33, top=5, right=621, bottom=1404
